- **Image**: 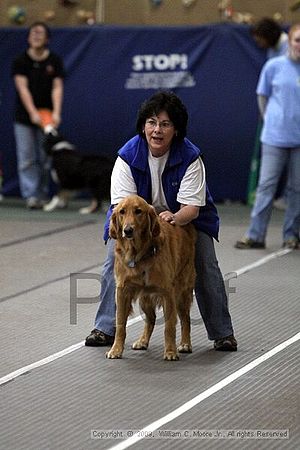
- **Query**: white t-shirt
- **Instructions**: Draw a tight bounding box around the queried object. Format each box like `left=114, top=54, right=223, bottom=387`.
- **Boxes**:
left=111, top=151, right=206, bottom=211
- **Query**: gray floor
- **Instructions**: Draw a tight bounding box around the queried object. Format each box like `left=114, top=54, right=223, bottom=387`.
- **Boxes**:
left=0, top=198, right=299, bottom=450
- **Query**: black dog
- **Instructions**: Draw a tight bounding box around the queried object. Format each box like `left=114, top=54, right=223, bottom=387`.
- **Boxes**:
left=43, top=128, right=114, bottom=214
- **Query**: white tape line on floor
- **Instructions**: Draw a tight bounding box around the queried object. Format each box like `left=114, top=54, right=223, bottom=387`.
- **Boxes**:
left=0, top=316, right=141, bottom=386
left=235, top=248, right=292, bottom=277
left=109, top=332, right=300, bottom=450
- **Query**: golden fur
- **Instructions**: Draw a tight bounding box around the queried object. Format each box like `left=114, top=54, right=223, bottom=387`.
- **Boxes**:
left=106, top=194, right=196, bottom=361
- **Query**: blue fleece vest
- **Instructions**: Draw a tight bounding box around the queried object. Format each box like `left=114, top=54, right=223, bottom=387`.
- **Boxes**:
left=103, top=135, right=219, bottom=241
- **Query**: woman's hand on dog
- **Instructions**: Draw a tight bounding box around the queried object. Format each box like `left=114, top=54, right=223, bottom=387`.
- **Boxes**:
left=159, top=205, right=200, bottom=227
left=159, top=210, right=176, bottom=225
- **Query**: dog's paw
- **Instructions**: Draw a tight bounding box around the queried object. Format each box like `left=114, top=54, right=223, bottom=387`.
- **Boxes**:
left=43, top=201, right=56, bottom=212
left=43, top=196, right=67, bottom=212
left=132, top=340, right=148, bottom=350
left=106, top=349, right=123, bottom=359
left=79, top=200, right=99, bottom=215
left=79, top=206, right=95, bottom=215
left=164, top=351, right=179, bottom=361
left=177, top=343, right=192, bottom=353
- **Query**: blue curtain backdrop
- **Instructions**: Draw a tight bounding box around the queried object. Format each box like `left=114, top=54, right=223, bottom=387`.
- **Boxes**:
left=0, top=23, right=266, bottom=201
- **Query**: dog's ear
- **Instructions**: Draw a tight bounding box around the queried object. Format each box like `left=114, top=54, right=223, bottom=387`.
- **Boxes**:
left=148, top=206, right=160, bottom=237
left=109, top=210, right=119, bottom=239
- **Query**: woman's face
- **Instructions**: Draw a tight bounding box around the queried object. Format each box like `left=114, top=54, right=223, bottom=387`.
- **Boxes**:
left=289, top=27, right=300, bottom=61
left=143, top=110, right=176, bottom=157
left=28, top=25, right=48, bottom=50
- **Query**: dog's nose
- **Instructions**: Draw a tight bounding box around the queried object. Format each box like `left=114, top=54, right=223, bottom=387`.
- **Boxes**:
left=123, top=225, right=134, bottom=238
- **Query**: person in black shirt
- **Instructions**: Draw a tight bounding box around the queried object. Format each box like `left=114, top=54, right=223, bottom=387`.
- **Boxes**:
left=12, top=22, right=64, bottom=209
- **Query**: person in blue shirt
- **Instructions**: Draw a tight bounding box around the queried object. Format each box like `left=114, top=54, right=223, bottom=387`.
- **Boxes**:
left=251, top=17, right=289, bottom=211
left=85, top=91, right=237, bottom=352
left=236, top=24, right=300, bottom=250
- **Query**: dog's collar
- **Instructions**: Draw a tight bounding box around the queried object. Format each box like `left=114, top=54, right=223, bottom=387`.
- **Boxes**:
left=127, top=245, right=157, bottom=268
left=52, top=141, right=75, bottom=152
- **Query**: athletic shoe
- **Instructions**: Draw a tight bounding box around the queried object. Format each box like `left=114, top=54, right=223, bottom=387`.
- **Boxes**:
left=235, top=237, right=265, bottom=249
left=214, top=335, right=237, bottom=351
left=85, top=329, right=115, bottom=346
left=26, top=197, right=43, bottom=209
left=283, top=238, right=299, bottom=250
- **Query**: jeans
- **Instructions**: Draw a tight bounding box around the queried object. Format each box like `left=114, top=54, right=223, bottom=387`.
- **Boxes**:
left=94, top=229, right=234, bottom=341
left=246, top=144, right=300, bottom=242
left=14, top=123, right=50, bottom=200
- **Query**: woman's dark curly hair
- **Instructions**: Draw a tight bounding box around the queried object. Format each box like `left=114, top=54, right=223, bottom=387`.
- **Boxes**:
left=251, top=18, right=282, bottom=48
left=136, top=91, right=188, bottom=141
left=28, top=21, right=51, bottom=39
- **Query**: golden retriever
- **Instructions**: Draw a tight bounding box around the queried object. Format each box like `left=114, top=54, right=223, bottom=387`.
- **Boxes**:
left=106, top=194, right=196, bottom=361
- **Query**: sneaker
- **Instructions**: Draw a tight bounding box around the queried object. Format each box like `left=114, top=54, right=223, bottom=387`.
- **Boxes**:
left=283, top=238, right=299, bottom=250
left=235, top=237, right=265, bottom=249
left=26, top=197, right=43, bottom=210
left=85, top=329, right=115, bottom=347
left=214, top=335, right=237, bottom=352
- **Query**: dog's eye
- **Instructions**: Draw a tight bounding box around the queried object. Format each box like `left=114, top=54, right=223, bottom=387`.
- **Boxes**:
left=119, top=208, right=125, bottom=215
left=135, top=208, right=142, bottom=215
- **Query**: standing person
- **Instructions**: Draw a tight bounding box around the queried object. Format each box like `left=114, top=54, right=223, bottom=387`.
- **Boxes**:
left=12, top=22, right=64, bottom=209
left=235, top=24, right=300, bottom=250
left=251, top=17, right=289, bottom=211
left=85, top=91, right=237, bottom=352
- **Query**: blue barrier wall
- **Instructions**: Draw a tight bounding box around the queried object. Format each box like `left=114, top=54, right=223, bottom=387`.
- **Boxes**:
left=0, top=23, right=266, bottom=201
